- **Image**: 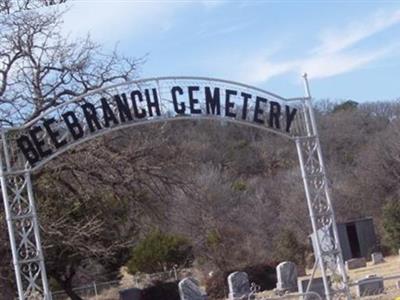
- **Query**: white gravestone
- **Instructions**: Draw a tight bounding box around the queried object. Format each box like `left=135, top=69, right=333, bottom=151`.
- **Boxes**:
left=179, top=277, right=207, bottom=300
left=371, top=252, right=384, bottom=265
left=228, top=271, right=254, bottom=300
left=276, top=261, right=298, bottom=293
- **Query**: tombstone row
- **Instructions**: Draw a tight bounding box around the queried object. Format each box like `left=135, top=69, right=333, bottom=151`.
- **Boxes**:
left=178, top=263, right=300, bottom=300
left=178, top=264, right=324, bottom=300
left=177, top=263, right=391, bottom=300
left=119, top=263, right=314, bottom=300
left=120, top=257, right=395, bottom=300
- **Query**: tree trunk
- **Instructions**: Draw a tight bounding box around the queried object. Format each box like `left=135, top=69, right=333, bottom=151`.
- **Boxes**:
left=54, top=275, right=83, bottom=300
left=63, top=284, right=83, bottom=300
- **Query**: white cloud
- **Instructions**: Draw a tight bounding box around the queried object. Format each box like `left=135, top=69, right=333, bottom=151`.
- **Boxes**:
left=299, top=48, right=391, bottom=79
left=239, top=58, right=295, bottom=83
left=62, top=1, right=180, bottom=43
left=61, top=0, right=229, bottom=43
left=236, top=9, right=400, bottom=84
left=237, top=47, right=394, bottom=84
left=59, top=2, right=400, bottom=85
left=314, top=9, right=400, bottom=54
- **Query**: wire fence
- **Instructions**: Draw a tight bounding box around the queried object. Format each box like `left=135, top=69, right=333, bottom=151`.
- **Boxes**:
left=50, top=268, right=183, bottom=300
left=51, top=280, right=120, bottom=300
left=256, top=291, right=322, bottom=300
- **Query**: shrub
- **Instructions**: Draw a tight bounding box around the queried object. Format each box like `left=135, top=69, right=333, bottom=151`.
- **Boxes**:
left=232, top=180, right=247, bottom=192
left=382, top=200, right=400, bottom=252
left=332, top=100, right=358, bottom=113
left=127, top=230, right=193, bottom=274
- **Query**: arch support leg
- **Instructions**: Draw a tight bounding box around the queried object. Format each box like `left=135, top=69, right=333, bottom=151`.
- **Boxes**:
left=0, top=172, right=51, bottom=299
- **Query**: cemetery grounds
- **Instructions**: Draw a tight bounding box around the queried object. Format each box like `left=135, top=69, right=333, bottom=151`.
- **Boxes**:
left=65, top=255, right=400, bottom=300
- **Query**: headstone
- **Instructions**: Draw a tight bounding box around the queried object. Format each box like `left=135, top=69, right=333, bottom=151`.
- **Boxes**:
left=298, top=276, right=330, bottom=300
left=276, top=261, right=298, bottom=293
left=396, top=280, right=400, bottom=289
left=371, top=252, right=384, bottom=264
left=356, top=275, right=384, bottom=297
left=345, top=257, right=366, bottom=270
left=228, top=272, right=254, bottom=300
left=179, top=277, right=206, bottom=300
left=119, top=287, right=142, bottom=300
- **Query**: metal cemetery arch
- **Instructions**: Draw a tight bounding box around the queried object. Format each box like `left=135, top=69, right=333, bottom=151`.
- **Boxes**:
left=0, top=75, right=350, bottom=299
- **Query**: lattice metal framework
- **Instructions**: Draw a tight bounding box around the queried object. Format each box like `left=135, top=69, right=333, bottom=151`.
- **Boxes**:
left=0, top=145, right=51, bottom=299
left=295, top=75, right=350, bottom=299
left=0, top=76, right=350, bottom=299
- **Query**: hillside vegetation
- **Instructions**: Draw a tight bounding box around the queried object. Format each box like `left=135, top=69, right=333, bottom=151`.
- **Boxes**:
left=2, top=100, right=400, bottom=299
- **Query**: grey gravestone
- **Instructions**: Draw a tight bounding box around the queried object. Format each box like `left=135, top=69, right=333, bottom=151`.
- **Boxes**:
left=119, top=287, right=142, bottom=300
left=228, top=272, right=254, bottom=300
left=356, top=275, right=384, bottom=297
left=298, top=276, right=331, bottom=300
left=179, top=277, right=206, bottom=300
left=276, top=261, right=298, bottom=293
left=371, top=252, right=384, bottom=264
left=345, top=257, right=366, bottom=270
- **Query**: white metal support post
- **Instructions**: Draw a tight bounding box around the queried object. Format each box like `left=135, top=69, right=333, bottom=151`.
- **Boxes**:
left=0, top=131, right=52, bottom=300
left=295, top=74, right=350, bottom=299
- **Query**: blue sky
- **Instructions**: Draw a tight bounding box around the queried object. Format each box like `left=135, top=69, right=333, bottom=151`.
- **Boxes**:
left=62, top=1, right=400, bottom=102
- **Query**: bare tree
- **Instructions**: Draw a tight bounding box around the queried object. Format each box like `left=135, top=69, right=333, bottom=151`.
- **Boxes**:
left=31, top=125, right=190, bottom=299
left=0, top=2, right=141, bottom=298
left=0, top=1, right=137, bottom=126
left=0, top=0, right=67, bottom=14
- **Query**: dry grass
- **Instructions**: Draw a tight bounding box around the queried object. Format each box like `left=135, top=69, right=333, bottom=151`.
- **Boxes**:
left=347, top=255, right=400, bottom=299
left=347, top=255, right=400, bottom=281
left=88, top=288, right=119, bottom=300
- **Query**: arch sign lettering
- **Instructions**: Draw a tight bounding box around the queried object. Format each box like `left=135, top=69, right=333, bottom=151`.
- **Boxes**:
left=0, top=76, right=350, bottom=299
